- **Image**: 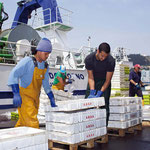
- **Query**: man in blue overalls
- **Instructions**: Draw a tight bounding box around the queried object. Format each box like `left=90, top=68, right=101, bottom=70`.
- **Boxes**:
left=8, top=38, right=56, bottom=128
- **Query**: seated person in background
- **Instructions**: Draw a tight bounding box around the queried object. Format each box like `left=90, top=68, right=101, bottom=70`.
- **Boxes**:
left=52, top=65, right=72, bottom=90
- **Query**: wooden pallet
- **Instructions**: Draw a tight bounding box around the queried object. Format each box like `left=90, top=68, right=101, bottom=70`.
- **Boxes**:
left=108, top=123, right=142, bottom=137
left=48, top=134, right=108, bottom=150
left=142, top=121, right=150, bottom=127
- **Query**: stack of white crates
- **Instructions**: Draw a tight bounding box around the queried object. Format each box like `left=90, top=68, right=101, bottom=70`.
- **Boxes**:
left=142, top=105, right=150, bottom=121
left=111, top=64, right=130, bottom=96
left=0, top=127, right=48, bottom=150
left=38, top=88, right=79, bottom=124
left=45, top=97, right=107, bottom=144
left=108, top=97, right=142, bottom=129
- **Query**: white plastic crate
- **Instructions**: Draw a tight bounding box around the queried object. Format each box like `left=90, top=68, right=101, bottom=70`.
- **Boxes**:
left=49, top=131, right=81, bottom=144
left=82, top=128, right=97, bottom=141
left=46, top=122, right=81, bottom=134
left=81, top=120, right=96, bottom=132
left=45, top=111, right=80, bottom=124
left=80, top=118, right=106, bottom=132
left=81, top=109, right=106, bottom=122
left=110, top=97, right=141, bottom=106
left=142, top=91, right=150, bottom=95
left=45, top=109, right=106, bottom=124
left=143, top=105, right=150, bottom=111
left=46, top=118, right=106, bottom=134
left=96, top=127, right=107, bottom=137
left=0, top=127, right=48, bottom=150
left=112, top=76, right=129, bottom=81
left=111, top=82, right=129, bottom=88
left=81, top=109, right=97, bottom=122
left=108, top=120, right=130, bottom=129
left=48, top=127, right=107, bottom=144
left=109, top=111, right=142, bottom=121
left=110, top=104, right=141, bottom=113
left=96, top=118, right=106, bottom=128
left=130, top=118, right=139, bottom=126
left=97, top=109, right=107, bottom=118
left=108, top=118, right=140, bottom=129
left=82, top=127, right=107, bottom=141
left=45, top=97, right=105, bottom=112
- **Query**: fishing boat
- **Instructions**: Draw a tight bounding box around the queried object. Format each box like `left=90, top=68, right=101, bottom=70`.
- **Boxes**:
left=0, top=0, right=95, bottom=127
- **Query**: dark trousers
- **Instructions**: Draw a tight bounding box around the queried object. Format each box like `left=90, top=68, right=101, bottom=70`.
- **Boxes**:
left=85, top=78, right=111, bottom=126
left=129, top=86, right=143, bottom=99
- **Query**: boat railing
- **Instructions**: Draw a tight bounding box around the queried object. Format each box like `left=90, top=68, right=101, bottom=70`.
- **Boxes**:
left=28, top=6, right=73, bottom=30
left=48, top=46, right=94, bottom=69
left=0, top=38, right=93, bottom=69
left=0, top=40, right=32, bottom=64
left=3, top=5, right=73, bottom=30
left=0, top=40, right=15, bottom=64
left=56, top=6, right=73, bottom=25
left=78, top=46, right=95, bottom=54
left=29, top=8, right=51, bottom=28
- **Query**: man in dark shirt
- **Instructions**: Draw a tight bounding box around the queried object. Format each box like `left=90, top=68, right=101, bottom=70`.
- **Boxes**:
left=129, top=64, right=144, bottom=99
left=84, top=42, right=115, bottom=125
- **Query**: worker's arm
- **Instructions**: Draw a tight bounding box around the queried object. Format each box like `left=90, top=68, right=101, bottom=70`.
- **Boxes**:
left=8, top=57, right=33, bottom=107
left=42, top=68, right=57, bottom=107
left=130, top=79, right=141, bottom=89
left=129, top=71, right=143, bottom=89
left=87, top=70, right=97, bottom=98
left=139, top=80, right=144, bottom=87
left=8, top=57, right=33, bottom=86
left=130, top=79, right=137, bottom=86
left=87, top=70, right=95, bottom=90
left=57, top=76, right=67, bottom=86
left=129, top=71, right=140, bottom=86
left=101, top=72, right=114, bottom=92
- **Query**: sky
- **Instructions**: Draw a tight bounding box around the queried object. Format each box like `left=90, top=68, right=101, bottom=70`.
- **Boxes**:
left=1, top=0, right=150, bottom=55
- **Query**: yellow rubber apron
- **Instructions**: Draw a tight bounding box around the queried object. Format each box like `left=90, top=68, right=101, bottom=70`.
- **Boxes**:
left=15, top=59, right=47, bottom=128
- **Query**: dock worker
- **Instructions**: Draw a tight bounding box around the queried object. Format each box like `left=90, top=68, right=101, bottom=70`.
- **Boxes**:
left=0, top=2, right=9, bottom=32
left=8, top=38, right=57, bottom=129
left=52, top=65, right=72, bottom=90
left=129, top=64, right=144, bottom=105
left=84, top=42, right=115, bottom=125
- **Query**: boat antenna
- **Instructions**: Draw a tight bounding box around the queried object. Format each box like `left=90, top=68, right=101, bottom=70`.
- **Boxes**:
left=87, top=36, right=91, bottom=47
